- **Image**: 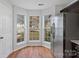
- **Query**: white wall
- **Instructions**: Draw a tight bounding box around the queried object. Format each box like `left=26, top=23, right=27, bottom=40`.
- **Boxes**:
left=27, top=10, right=41, bottom=16
left=41, top=6, right=55, bottom=16
left=0, top=0, right=13, bottom=57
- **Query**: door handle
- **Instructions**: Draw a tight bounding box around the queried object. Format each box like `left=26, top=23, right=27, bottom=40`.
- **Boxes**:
left=0, top=37, right=4, bottom=39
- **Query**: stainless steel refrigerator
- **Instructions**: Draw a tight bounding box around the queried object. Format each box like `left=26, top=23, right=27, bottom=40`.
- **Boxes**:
left=51, top=14, right=63, bottom=58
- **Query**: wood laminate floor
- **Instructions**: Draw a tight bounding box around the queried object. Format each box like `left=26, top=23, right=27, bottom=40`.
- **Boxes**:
left=8, top=46, right=54, bottom=58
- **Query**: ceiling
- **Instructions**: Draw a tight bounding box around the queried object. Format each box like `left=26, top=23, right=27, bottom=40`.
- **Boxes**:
left=9, top=0, right=74, bottom=10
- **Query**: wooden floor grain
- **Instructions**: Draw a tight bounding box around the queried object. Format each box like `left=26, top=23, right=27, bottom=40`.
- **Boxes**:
left=8, top=46, right=54, bottom=58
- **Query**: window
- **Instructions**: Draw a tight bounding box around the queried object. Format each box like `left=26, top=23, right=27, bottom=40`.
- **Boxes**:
left=44, top=15, right=51, bottom=42
left=29, top=16, right=39, bottom=40
left=17, top=15, right=25, bottom=43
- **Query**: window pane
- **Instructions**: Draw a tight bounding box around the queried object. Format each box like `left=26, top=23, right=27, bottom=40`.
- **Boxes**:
left=29, top=16, right=39, bottom=40
left=44, top=15, right=51, bottom=42
left=17, top=15, right=24, bottom=43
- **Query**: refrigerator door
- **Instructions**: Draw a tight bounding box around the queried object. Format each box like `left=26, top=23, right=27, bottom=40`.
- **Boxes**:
left=52, top=15, right=63, bottom=58
left=51, top=23, right=55, bottom=54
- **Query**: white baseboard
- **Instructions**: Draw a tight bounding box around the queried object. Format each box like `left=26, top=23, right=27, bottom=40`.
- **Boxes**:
left=42, top=42, right=51, bottom=49
left=27, top=42, right=42, bottom=46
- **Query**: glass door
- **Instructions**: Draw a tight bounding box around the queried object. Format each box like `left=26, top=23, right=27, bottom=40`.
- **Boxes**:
left=29, top=16, right=40, bottom=41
